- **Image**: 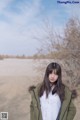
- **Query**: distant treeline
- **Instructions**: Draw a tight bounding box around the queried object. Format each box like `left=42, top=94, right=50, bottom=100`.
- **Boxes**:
left=0, top=54, right=28, bottom=59
left=0, top=54, right=53, bottom=60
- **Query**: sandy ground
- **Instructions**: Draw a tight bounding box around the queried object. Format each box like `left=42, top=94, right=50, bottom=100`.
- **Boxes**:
left=0, top=76, right=39, bottom=120
left=0, top=59, right=80, bottom=120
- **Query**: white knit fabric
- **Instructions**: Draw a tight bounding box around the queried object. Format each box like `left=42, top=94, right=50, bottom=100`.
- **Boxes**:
left=40, top=91, right=61, bottom=120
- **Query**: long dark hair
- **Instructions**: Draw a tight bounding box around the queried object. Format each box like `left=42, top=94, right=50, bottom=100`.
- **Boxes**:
left=38, top=62, right=65, bottom=102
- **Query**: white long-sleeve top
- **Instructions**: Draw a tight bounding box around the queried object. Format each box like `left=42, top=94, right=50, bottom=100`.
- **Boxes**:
left=40, top=91, right=61, bottom=120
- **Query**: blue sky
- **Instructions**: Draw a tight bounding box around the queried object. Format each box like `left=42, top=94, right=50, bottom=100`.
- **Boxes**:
left=0, top=0, right=80, bottom=56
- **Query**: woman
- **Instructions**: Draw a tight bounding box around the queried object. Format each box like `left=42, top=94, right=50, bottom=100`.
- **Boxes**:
left=29, top=62, right=77, bottom=120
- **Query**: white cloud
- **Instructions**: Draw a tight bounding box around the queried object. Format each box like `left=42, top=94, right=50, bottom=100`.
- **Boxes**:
left=0, top=0, right=43, bottom=55
left=0, top=0, right=11, bottom=12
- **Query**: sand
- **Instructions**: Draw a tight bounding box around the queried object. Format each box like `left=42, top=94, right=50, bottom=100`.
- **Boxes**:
left=0, top=59, right=79, bottom=120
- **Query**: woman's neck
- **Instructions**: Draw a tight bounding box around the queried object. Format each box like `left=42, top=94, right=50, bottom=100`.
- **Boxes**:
left=50, top=83, right=55, bottom=91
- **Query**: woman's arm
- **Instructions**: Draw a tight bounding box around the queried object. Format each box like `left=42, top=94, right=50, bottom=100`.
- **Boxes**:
left=67, top=99, right=76, bottom=120
left=30, top=101, right=35, bottom=120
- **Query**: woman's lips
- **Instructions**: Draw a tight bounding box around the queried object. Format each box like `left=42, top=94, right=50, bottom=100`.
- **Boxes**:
left=50, top=79, right=55, bottom=81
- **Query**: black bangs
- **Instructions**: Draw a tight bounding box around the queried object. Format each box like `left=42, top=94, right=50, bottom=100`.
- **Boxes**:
left=48, top=69, right=58, bottom=75
left=54, top=68, right=59, bottom=75
left=47, top=69, right=53, bottom=76
left=48, top=69, right=53, bottom=74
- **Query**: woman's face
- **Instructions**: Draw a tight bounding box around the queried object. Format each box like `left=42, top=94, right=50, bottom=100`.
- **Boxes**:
left=48, top=70, right=58, bottom=83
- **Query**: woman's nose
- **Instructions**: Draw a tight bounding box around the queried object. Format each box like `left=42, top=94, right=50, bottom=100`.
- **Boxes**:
left=51, top=74, right=55, bottom=77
